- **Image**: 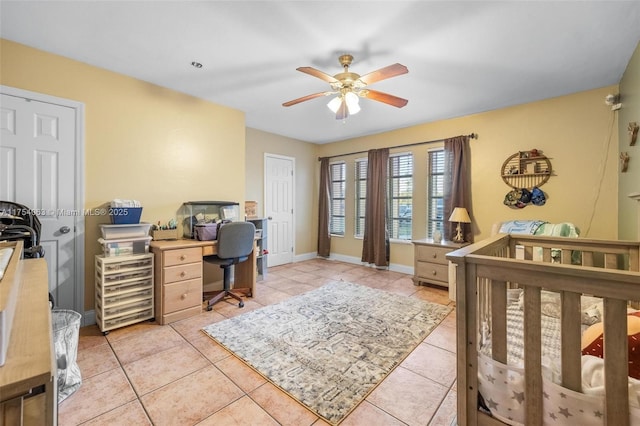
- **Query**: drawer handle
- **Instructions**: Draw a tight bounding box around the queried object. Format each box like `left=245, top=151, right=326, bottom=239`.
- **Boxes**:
left=181, top=293, right=187, bottom=300
left=432, top=270, right=437, bottom=276
left=432, top=253, right=437, bottom=259
left=180, top=255, right=186, bottom=261
left=180, top=271, right=186, bottom=277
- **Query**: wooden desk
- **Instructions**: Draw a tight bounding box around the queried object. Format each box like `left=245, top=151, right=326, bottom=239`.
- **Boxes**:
left=0, top=258, right=55, bottom=425
left=150, top=239, right=257, bottom=324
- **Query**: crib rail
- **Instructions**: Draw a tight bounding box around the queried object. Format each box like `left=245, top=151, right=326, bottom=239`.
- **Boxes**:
left=447, top=234, right=640, bottom=426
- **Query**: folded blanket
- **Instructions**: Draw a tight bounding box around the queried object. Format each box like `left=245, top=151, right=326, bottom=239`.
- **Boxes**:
left=498, top=220, right=547, bottom=235
left=535, top=222, right=580, bottom=238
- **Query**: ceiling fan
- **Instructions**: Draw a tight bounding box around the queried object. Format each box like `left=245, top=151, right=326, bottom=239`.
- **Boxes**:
left=282, top=54, right=409, bottom=120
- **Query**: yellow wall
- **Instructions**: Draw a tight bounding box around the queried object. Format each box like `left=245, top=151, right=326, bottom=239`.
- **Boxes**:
left=245, top=128, right=318, bottom=256
left=618, top=41, right=640, bottom=240
left=317, top=86, right=620, bottom=267
left=1, top=37, right=629, bottom=309
left=1, top=39, right=246, bottom=310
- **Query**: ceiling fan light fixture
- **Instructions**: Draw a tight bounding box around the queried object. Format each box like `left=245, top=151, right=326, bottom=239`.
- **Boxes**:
left=345, top=91, right=360, bottom=115
left=285, top=54, right=408, bottom=118
left=327, top=95, right=342, bottom=114
left=327, top=91, right=360, bottom=116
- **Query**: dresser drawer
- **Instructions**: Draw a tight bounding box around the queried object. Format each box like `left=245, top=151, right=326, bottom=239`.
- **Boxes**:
left=164, top=278, right=202, bottom=314
left=163, top=262, right=202, bottom=284
left=415, top=245, right=450, bottom=265
left=163, top=306, right=202, bottom=324
left=163, top=247, right=202, bottom=267
left=416, top=261, right=449, bottom=284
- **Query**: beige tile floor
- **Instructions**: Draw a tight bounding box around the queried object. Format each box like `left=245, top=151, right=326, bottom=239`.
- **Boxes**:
left=59, top=259, right=457, bottom=426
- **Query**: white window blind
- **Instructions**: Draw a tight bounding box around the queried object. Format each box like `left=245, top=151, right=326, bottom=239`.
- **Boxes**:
left=427, top=149, right=445, bottom=238
left=354, top=158, right=367, bottom=237
left=330, top=162, right=346, bottom=235
left=389, top=153, right=413, bottom=240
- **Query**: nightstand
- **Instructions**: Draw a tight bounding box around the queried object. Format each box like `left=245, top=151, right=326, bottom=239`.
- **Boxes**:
left=412, top=239, right=468, bottom=298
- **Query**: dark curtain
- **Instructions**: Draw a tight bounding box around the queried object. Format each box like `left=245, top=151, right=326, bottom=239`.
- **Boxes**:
left=361, top=148, right=390, bottom=267
left=443, top=135, right=473, bottom=243
left=317, top=157, right=331, bottom=257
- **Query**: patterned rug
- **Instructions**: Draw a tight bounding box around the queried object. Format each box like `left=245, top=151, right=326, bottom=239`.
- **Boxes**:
left=202, top=280, right=452, bottom=425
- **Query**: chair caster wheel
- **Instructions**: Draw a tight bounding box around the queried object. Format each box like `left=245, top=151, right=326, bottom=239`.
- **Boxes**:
left=206, top=305, right=213, bottom=311
left=238, top=301, right=244, bottom=308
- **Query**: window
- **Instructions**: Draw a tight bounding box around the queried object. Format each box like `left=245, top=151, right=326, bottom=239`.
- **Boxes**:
left=389, top=153, right=413, bottom=240
left=354, top=158, right=367, bottom=237
left=329, top=162, right=346, bottom=235
left=427, top=149, right=445, bottom=238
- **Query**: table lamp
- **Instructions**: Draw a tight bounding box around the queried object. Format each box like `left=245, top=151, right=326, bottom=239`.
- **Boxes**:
left=449, top=207, right=471, bottom=243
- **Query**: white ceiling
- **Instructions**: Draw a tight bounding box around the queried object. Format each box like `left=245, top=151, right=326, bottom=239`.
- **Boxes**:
left=1, top=1, right=639, bottom=144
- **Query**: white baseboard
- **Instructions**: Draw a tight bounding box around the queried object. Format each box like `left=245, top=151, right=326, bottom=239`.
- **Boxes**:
left=314, top=252, right=414, bottom=275
left=83, top=310, right=96, bottom=327
left=293, top=252, right=318, bottom=262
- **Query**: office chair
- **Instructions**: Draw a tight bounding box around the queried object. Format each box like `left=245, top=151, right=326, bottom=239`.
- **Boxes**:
left=203, top=221, right=256, bottom=310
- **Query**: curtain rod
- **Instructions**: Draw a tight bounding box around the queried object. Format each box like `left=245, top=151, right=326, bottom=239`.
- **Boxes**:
left=318, top=133, right=477, bottom=161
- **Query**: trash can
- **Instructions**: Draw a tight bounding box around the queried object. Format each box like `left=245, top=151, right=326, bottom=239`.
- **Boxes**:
left=52, top=309, right=82, bottom=403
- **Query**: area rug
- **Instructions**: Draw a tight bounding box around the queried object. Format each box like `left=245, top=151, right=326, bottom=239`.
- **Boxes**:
left=202, top=280, right=452, bottom=425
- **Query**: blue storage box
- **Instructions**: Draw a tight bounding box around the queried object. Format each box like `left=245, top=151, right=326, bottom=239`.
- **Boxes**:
left=110, top=207, right=142, bottom=224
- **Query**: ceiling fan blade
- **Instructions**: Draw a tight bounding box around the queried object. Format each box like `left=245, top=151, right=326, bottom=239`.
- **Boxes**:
left=363, top=90, right=408, bottom=108
left=282, top=92, right=332, bottom=107
left=358, top=63, right=408, bottom=86
left=296, top=67, right=339, bottom=83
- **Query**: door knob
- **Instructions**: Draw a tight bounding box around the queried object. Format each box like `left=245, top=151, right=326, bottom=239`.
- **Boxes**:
left=268, top=216, right=273, bottom=220
left=60, top=226, right=71, bottom=234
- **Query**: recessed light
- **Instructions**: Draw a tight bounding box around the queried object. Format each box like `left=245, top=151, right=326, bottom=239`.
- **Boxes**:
left=191, top=61, right=203, bottom=68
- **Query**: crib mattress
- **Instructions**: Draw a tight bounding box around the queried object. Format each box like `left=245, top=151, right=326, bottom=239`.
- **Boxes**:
left=477, top=302, right=640, bottom=425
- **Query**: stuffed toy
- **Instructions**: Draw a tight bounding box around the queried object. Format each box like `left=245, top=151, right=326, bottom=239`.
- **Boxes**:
left=581, top=311, right=640, bottom=379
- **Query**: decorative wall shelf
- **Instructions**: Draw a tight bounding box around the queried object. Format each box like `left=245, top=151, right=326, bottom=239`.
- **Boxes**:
left=501, top=151, right=552, bottom=189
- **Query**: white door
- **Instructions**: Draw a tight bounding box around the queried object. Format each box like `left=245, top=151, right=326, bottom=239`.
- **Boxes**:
left=0, top=89, right=84, bottom=315
left=264, top=154, right=294, bottom=266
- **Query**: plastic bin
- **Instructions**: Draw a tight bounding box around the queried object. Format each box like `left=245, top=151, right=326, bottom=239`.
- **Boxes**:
left=99, top=223, right=152, bottom=239
left=52, top=309, right=82, bottom=403
left=98, top=236, right=152, bottom=257
left=110, top=207, right=142, bottom=224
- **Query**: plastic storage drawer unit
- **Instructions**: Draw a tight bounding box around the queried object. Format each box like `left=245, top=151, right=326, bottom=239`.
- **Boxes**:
left=95, top=253, right=154, bottom=335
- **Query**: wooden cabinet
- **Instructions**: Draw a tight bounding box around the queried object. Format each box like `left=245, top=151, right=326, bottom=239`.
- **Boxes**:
left=412, top=239, right=467, bottom=288
left=0, top=259, right=55, bottom=425
left=95, top=253, right=154, bottom=335
left=152, top=245, right=203, bottom=325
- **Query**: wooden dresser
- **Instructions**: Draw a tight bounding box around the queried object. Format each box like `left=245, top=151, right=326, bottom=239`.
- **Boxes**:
left=412, top=239, right=467, bottom=290
left=0, top=258, right=55, bottom=425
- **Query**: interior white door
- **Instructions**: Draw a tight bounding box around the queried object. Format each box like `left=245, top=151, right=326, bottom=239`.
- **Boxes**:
left=264, top=154, right=294, bottom=266
left=0, top=91, right=80, bottom=313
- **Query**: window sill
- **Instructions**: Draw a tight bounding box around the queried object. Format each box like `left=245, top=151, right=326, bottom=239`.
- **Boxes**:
left=389, top=238, right=412, bottom=244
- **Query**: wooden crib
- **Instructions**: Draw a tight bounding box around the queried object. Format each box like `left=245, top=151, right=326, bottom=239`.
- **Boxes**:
left=447, top=234, right=640, bottom=426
